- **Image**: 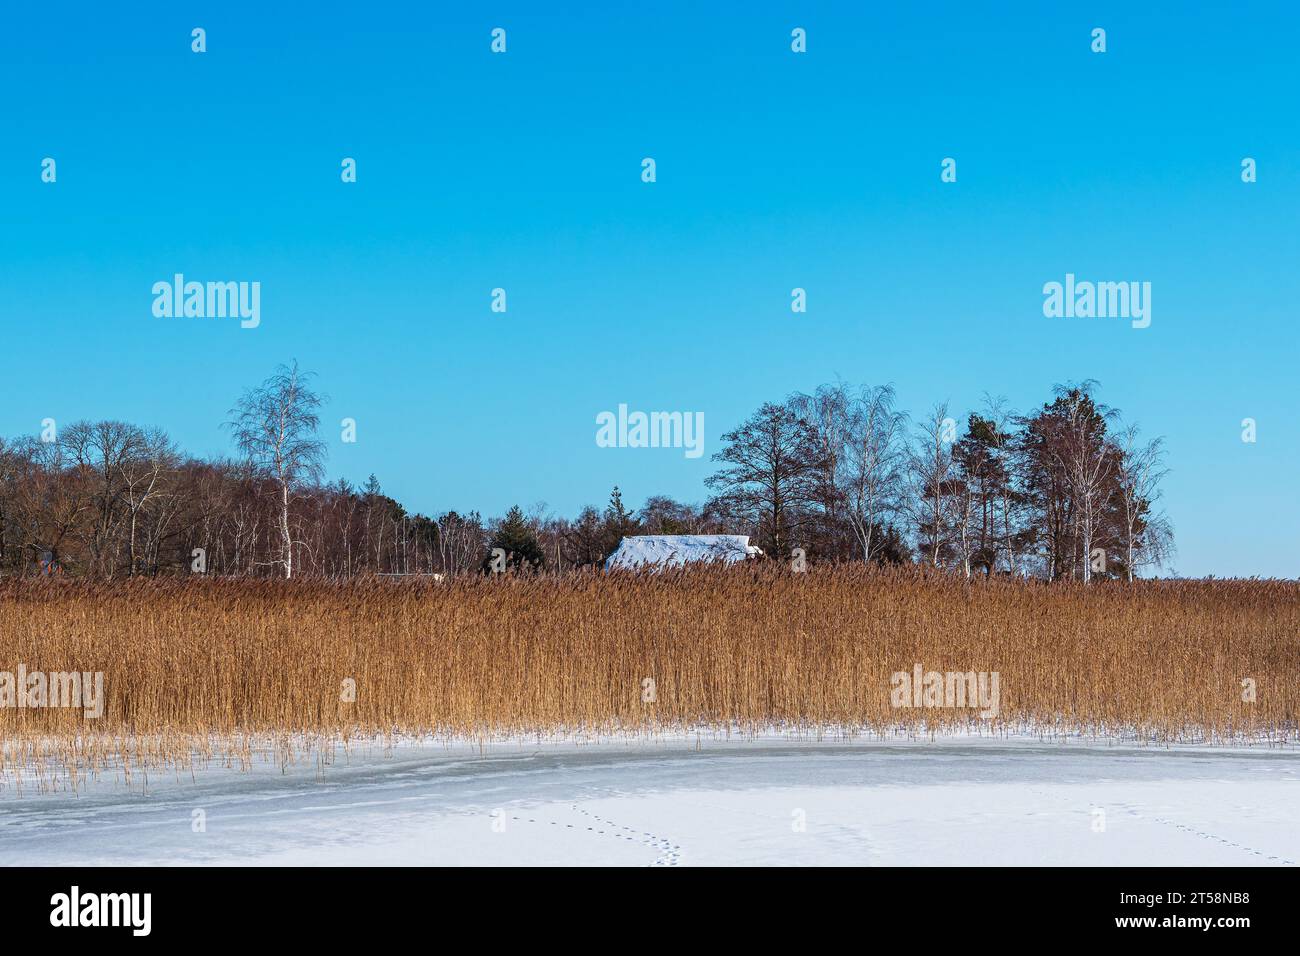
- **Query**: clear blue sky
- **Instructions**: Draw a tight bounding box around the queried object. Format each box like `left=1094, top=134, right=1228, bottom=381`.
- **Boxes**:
left=1, top=2, right=1295, bottom=577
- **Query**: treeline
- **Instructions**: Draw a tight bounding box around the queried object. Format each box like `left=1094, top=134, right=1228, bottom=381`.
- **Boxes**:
left=702, top=382, right=1172, bottom=582
left=0, top=364, right=1171, bottom=581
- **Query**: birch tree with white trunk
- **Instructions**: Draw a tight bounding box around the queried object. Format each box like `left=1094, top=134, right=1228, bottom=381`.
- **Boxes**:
left=228, top=362, right=326, bottom=579
left=1048, top=384, right=1118, bottom=584
left=842, top=384, right=907, bottom=563
left=1116, top=424, right=1173, bottom=581
left=910, top=402, right=955, bottom=568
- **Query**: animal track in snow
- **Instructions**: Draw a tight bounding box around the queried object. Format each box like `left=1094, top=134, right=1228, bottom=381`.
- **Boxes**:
left=505, top=805, right=681, bottom=866
left=1143, top=811, right=1296, bottom=866
left=570, top=804, right=681, bottom=866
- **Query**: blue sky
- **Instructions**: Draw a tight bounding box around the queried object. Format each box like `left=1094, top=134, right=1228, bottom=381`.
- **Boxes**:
left=0, top=2, right=1295, bottom=577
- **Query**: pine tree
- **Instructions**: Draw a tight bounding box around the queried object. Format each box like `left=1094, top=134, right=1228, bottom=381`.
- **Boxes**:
left=487, top=505, right=545, bottom=571
left=602, top=486, right=638, bottom=555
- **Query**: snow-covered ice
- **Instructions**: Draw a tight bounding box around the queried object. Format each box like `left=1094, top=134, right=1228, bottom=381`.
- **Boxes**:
left=1, top=734, right=1296, bottom=866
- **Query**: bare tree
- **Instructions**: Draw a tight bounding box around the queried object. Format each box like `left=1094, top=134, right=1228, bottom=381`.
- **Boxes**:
left=13, top=435, right=93, bottom=573
left=948, top=451, right=978, bottom=579
left=789, top=383, right=854, bottom=557
left=436, top=511, right=486, bottom=577
left=120, top=426, right=178, bottom=575
left=1048, top=383, right=1118, bottom=584
left=842, top=384, right=907, bottom=563
left=909, top=403, right=955, bottom=568
left=227, top=362, right=326, bottom=579
left=62, top=420, right=141, bottom=576
left=706, top=401, right=823, bottom=557
left=1116, top=424, right=1173, bottom=581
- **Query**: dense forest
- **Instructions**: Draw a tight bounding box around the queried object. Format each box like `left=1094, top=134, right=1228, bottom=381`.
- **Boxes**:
left=0, top=363, right=1171, bottom=581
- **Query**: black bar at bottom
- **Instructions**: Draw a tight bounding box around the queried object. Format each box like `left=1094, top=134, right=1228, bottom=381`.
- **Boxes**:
left=0, top=866, right=1288, bottom=942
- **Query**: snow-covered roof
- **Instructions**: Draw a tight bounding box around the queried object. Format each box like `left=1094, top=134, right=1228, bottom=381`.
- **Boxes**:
left=604, top=535, right=761, bottom=571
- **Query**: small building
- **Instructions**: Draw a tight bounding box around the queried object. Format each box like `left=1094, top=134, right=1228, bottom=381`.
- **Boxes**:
left=604, top=535, right=762, bottom=571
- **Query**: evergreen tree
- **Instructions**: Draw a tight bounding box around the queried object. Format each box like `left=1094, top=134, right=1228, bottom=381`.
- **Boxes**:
left=952, top=415, right=1015, bottom=576
left=486, top=505, right=545, bottom=571
left=602, top=486, right=638, bottom=552
left=867, top=522, right=911, bottom=565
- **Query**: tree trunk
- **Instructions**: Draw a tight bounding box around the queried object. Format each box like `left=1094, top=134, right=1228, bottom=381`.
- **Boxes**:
left=281, top=481, right=293, bottom=579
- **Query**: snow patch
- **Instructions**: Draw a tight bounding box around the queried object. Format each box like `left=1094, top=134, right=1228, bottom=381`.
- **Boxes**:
left=604, top=535, right=761, bottom=571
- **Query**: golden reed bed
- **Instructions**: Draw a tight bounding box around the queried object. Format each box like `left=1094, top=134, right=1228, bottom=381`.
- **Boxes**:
left=0, top=566, right=1296, bottom=782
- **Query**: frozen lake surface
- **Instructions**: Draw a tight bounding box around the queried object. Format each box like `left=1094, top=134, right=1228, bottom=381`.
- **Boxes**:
left=2, top=734, right=1297, bottom=866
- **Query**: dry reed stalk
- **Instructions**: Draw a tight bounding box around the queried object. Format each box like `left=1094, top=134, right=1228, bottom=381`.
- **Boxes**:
left=0, top=567, right=1295, bottom=783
